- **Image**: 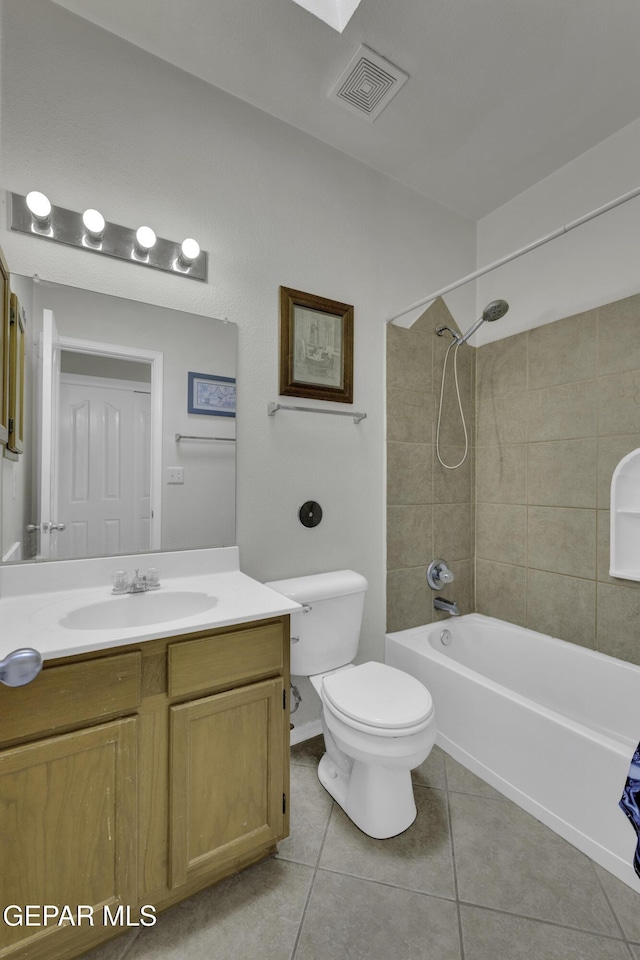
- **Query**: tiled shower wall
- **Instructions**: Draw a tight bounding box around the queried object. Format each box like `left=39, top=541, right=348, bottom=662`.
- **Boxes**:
left=475, top=292, right=640, bottom=665
left=387, top=292, right=640, bottom=665
left=386, top=299, right=475, bottom=632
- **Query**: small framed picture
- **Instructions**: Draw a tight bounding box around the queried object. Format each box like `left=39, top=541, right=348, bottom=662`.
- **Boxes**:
left=279, top=287, right=353, bottom=403
left=188, top=372, right=236, bottom=417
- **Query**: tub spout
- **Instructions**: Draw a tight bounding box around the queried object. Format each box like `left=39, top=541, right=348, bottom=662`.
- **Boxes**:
left=434, top=597, right=459, bottom=617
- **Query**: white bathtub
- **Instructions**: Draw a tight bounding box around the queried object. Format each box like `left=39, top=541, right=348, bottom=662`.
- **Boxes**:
left=385, top=613, right=640, bottom=892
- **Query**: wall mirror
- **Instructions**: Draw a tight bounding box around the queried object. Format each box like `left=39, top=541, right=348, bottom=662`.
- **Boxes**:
left=1, top=275, right=237, bottom=563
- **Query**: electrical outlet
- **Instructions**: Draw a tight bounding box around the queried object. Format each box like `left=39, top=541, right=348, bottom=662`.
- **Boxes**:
left=167, top=467, right=184, bottom=484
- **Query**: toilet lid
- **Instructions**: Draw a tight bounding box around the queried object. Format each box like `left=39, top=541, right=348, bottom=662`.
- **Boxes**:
left=322, top=661, right=433, bottom=730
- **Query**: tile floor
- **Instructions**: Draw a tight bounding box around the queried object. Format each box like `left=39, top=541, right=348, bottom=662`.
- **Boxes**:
left=81, top=736, right=640, bottom=960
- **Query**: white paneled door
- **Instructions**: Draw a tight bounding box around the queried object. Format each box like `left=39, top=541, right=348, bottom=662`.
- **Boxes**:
left=56, top=376, right=151, bottom=559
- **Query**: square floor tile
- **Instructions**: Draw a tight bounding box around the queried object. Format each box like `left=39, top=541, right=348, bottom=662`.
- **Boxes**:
left=460, top=904, right=630, bottom=960
left=412, top=744, right=447, bottom=789
left=444, top=754, right=502, bottom=800
left=125, top=859, right=313, bottom=960
left=78, top=933, right=138, bottom=960
left=319, top=785, right=455, bottom=898
left=594, top=863, right=640, bottom=941
left=290, top=735, right=325, bottom=767
left=276, top=763, right=333, bottom=866
left=449, top=793, right=619, bottom=935
left=295, top=870, right=461, bottom=960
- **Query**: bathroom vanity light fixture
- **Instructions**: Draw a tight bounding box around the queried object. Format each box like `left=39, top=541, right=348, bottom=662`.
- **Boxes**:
left=25, top=191, right=52, bottom=230
left=178, top=238, right=200, bottom=268
left=9, top=191, right=208, bottom=282
left=82, top=208, right=105, bottom=244
left=133, top=225, right=157, bottom=259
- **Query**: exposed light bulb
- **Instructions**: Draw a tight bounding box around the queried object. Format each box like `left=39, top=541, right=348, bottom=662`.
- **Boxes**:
left=82, top=208, right=105, bottom=241
left=178, top=238, right=200, bottom=267
left=26, top=191, right=52, bottom=226
left=135, top=226, right=156, bottom=254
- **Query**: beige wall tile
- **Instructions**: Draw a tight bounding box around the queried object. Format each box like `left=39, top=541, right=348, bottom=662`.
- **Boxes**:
left=598, top=369, right=640, bottom=436
left=475, top=445, right=527, bottom=504
left=527, top=439, right=596, bottom=508
left=476, top=393, right=528, bottom=446
left=387, top=442, right=433, bottom=505
left=597, top=293, right=640, bottom=376
left=413, top=296, right=460, bottom=337
left=476, top=332, right=527, bottom=401
left=526, top=569, right=596, bottom=647
left=528, top=380, right=597, bottom=441
left=386, top=567, right=433, bottom=632
left=386, top=323, right=432, bottom=392
left=387, top=384, right=433, bottom=443
left=476, top=503, right=527, bottom=565
left=434, top=386, right=474, bottom=448
left=596, top=583, right=640, bottom=665
left=475, top=559, right=527, bottom=626
left=527, top=310, right=597, bottom=389
left=528, top=507, right=596, bottom=579
left=596, top=435, right=640, bottom=508
left=433, top=502, right=474, bottom=561
left=434, top=337, right=474, bottom=408
left=433, top=445, right=473, bottom=502
left=387, top=505, right=432, bottom=570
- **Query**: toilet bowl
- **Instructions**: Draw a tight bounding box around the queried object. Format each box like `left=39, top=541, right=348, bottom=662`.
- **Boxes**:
left=312, top=661, right=436, bottom=837
left=265, top=571, right=437, bottom=839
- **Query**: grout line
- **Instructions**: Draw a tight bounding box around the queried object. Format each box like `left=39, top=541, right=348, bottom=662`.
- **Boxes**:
left=118, top=929, right=141, bottom=959
left=443, top=758, right=466, bottom=960
left=313, top=863, right=458, bottom=904
left=288, top=799, right=336, bottom=960
left=588, top=855, right=631, bottom=944
left=458, top=898, right=632, bottom=945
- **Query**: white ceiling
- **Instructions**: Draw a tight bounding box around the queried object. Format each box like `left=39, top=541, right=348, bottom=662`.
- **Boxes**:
left=51, top=0, right=640, bottom=220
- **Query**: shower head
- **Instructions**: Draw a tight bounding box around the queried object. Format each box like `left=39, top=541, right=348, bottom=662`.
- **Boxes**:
left=482, top=299, right=510, bottom=323
left=456, top=299, right=509, bottom=345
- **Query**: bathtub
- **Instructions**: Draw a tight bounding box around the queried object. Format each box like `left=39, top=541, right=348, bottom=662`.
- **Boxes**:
left=385, top=613, right=640, bottom=893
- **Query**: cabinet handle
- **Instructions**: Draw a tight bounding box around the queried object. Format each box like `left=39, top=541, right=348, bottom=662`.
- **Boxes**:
left=0, top=648, right=43, bottom=687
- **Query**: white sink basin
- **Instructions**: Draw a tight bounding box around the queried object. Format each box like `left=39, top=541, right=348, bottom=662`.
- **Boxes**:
left=59, top=591, right=218, bottom=630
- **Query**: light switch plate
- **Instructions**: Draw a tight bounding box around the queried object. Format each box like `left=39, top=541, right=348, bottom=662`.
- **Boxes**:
left=167, top=467, right=184, bottom=484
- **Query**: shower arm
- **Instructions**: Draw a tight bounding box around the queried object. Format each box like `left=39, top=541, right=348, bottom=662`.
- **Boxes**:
left=453, top=314, right=486, bottom=345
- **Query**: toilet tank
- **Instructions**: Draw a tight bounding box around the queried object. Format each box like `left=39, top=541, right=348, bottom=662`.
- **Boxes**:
left=265, top=570, right=368, bottom=677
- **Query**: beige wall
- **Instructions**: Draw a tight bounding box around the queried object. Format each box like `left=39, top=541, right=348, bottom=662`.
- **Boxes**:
left=386, top=299, right=475, bottom=632
left=475, top=292, right=640, bottom=665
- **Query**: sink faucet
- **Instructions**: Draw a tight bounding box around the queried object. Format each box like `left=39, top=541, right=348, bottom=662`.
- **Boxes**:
left=129, top=569, right=148, bottom=593
left=434, top=596, right=459, bottom=617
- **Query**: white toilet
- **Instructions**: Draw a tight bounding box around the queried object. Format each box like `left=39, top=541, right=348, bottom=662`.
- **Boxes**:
left=265, top=570, right=436, bottom=839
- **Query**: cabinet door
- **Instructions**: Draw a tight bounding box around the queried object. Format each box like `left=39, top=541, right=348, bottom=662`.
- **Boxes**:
left=170, top=678, right=285, bottom=888
left=0, top=718, right=137, bottom=960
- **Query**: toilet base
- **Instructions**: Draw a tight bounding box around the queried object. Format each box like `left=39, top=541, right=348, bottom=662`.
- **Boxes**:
left=317, top=752, right=417, bottom=839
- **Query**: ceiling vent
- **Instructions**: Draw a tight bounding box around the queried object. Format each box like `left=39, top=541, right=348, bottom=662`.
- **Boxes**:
left=328, top=45, right=409, bottom=122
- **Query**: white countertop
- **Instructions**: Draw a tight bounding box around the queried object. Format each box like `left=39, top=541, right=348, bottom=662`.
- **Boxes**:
left=0, top=549, right=300, bottom=662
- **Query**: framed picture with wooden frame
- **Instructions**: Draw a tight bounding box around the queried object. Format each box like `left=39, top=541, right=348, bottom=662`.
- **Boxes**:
left=0, top=244, right=9, bottom=446
left=279, top=286, right=354, bottom=403
left=8, top=293, right=25, bottom=455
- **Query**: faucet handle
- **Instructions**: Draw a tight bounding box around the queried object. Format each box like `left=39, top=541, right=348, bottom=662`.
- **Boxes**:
left=427, top=559, right=455, bottom=590
left=112, top=570, right=129, bottom=594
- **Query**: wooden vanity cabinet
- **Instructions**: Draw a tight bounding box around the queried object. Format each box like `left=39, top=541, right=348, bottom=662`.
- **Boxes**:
left=0, top=615, right=290, bottom=960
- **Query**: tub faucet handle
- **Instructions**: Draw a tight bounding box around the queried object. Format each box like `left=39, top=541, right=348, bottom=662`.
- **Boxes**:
left=427, top=559, right=455, bottom=590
